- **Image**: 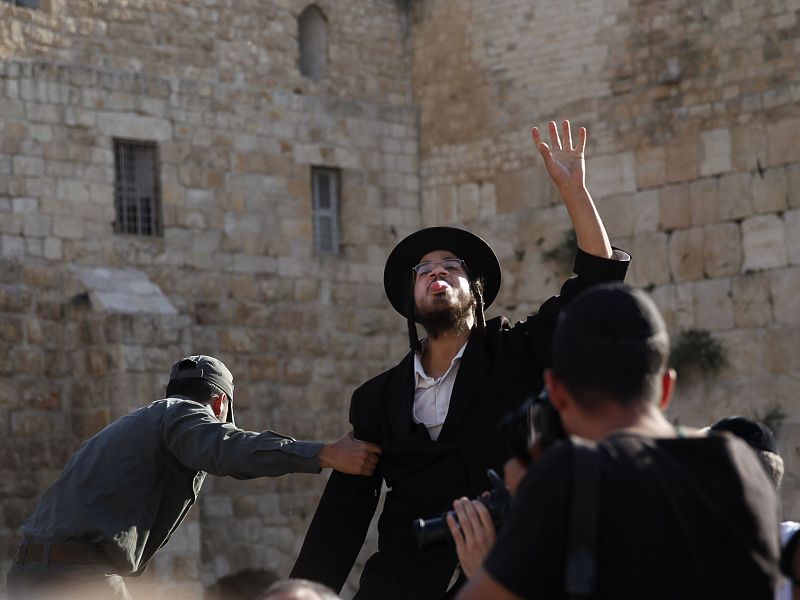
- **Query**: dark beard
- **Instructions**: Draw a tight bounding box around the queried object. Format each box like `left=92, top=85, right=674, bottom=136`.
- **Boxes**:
left=416, top=287, right=475, bottom=339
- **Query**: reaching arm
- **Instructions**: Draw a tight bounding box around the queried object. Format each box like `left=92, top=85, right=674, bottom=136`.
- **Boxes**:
left=319, top=431, right=382, bottom=476
left=533, top=120, right=612, bottom=259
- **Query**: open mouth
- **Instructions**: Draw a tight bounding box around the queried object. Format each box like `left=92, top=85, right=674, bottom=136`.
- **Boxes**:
left=429, top=280, right=451, bottom=294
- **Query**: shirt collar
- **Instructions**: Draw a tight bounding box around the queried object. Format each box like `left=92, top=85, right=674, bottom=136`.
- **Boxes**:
left=414, top=340, right=468, bottom=385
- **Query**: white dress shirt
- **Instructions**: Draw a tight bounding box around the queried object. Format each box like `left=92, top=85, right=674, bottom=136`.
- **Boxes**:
left=412, top=341, right=468, bottom=441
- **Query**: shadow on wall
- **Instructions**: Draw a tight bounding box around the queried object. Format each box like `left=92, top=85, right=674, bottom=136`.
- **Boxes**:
left=205, top=569, right=279, bottom=600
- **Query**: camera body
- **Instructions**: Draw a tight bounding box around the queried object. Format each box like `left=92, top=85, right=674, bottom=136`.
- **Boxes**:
left=413, top=469, right=510, bottom=554
left=413, top=388, right=567, bottom=553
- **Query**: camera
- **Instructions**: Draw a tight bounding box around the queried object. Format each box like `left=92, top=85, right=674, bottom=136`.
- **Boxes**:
left=413, top=388, right=567, bottom=553
left=498, top=387, right=567, bottom=464
left=413, top=469, right=510, bottom=554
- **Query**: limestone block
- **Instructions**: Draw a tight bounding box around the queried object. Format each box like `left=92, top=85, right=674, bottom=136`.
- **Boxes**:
left=665, top=138, right=699, bottom=183
left=766, top=118, right=800, bottom=167
left=626, top=232, right=670, bottom=287
left=23, top=215, right=50, bottom=237
left=751, top=168, right=787, bottom=214
left=0, top=214, right=22, bottom=235
left=700, top=128, right=732, bottom=176
left=0, top=235, right=24, bottom=258
left=597, top=194, right=635, bottom=238
left=689, top=178, right=718, bottom=226
left=692, top=278, right=734, bottom=331
left=787, top=164, right=800, bottom=209
left=741, top=214, right=787, bottom=272
left=769, top=267, right=800, bottom=325
left=658, top=183, right=691, bottom=230
left=765, top=325, right=800, bottom=375
left=12, top=157, right=44, bottom=177
left=56, top=179, right=91, bottom=203
left=52, top=216, right=85, bottom=240
left=635, top=145, right=667, bottom=189
left=457, top=182, right=479, bottom=222
left=585, top=151, right=636, bottom=198
left=43, top=237, right=62, bottom=260
left=97, top=112, right=172, bottom=142
left=478, top=182, right=496, bottom=219
left=494, top=167, right=557, bottom=213
left=668, top=228, right=704, bottom=281
left=785, top=209, right=800, bottom=266
left=716, top=172, right=752, bottom=221
left=703, top=222, right=741, bottom=277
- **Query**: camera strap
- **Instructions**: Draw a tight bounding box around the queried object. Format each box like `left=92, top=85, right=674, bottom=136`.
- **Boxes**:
left=564, top=437, right=600, bottom=599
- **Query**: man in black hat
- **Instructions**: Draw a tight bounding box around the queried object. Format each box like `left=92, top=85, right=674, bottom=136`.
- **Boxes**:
left=454, top=285, right=780, bottom=599
left=7, top=355, right=380, bottom=599
left=291, top=121, right=630, bottom=598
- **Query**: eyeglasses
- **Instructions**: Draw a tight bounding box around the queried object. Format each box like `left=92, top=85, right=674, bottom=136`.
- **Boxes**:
left=412, top=258, right=466, bottom=277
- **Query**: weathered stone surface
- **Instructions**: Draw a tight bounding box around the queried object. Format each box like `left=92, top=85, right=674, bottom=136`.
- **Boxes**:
left=741, top=214, right=787, bottom=272
left=2, top=0, right=800, bottom=595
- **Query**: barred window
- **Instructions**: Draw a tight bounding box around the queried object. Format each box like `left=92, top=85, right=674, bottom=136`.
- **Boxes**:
left=312, top=167, right=340, bottom=255
left=4, top=0, right=39, bottom=8
left=113, top=140, right=162, bottom=236
left=298, top=5, right=328, bottom=80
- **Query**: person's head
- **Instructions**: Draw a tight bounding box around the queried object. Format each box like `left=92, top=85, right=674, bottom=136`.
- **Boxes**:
left=545, top=284, right=675, bottom=438
left=708, top=416, right=784, bottom=489
left=383, top=227, right=502, bottom=351
left=165, top=355, right=235, bottom=425
left=258, top=579, right=339, bottom=600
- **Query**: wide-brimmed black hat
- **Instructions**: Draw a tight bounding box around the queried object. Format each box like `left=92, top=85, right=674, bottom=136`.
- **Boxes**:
left=383, top=226, right=501, bottom=320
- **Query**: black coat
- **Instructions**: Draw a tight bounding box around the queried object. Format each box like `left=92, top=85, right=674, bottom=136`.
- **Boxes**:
left=291, top=249, right=629, bottom=599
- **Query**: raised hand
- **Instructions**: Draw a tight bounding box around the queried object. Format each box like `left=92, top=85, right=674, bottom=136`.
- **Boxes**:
left=319, top=431, right=382, bottom=476
left=532, top=120, right=586, bottom=194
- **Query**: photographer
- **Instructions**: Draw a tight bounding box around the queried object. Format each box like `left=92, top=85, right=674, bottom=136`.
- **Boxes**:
left=453, top=285, right=781, bottom=599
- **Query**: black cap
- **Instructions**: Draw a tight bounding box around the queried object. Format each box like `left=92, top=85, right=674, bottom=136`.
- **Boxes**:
left=168, top=355, right=236, bottom=426
left=552, top=284, right=670, bottom=399
left=709, top=416, right=778, bottom=454
left=383, top=226, right=501, bottom=321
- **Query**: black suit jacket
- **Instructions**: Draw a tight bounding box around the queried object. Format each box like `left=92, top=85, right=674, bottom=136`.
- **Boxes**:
left=291, top=249, right=629, bottom=599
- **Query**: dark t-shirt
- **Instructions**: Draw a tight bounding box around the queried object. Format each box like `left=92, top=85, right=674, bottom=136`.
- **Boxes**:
left=485, top=432, right=780, bottom=599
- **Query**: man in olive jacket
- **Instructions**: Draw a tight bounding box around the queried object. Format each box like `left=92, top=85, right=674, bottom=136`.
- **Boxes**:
left=8, top=355, right=380, bottom=599
left=291, top=121, right=630, bottom=598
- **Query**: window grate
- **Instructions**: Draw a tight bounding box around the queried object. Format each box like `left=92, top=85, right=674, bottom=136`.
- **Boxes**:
left=312, top=167, right=340, bottom=255
left=4, top=0, right=39, bottom=8
left=114, top=140, right=162, bottom=236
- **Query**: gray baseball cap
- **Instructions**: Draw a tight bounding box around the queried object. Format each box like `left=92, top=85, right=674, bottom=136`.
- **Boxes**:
left=168, top=355, right=236, bottom=426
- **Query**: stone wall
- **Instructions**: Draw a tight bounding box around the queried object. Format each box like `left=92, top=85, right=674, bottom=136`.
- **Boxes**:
left=0, top=0, right=416, bottom=597
left=2, top=0, right=800, bottom=596
left=409, top=0, right=800, bottom=515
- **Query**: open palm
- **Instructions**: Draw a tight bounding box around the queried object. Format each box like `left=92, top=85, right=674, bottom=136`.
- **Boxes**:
left=532, top=120, right=586, bottom=192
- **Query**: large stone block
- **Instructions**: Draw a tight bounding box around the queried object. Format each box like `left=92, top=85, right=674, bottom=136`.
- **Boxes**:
left=786, top=208, right=800, bottom=266
left=692, top=278, right=734, bottom=331
left=770, top=267, right=800, bottom=325
left=626, top=232, right=670, bottom=287
left=731, top=272, right=771, bottom=327
left=586, top=151, right=636, bottom=198
left=699, top=128, right=731, bottom=177
left=703, top=222, right=741, bottom=277
left=668, top=228, right=704, bottom=282
left=731, top=123, right=767, bottom=171
left=766, top=118, right=800, bottom=167
left=658, top=183, right=691, bottom=230
left=751, top=168, right=787, bottom=214
left=665, top=137, right=700, bottom=183
left=96, top=112, right=173, bottom=142
left=741, top=214, right=787, bottom=272
left=634, top=145, right=666, bottom=189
